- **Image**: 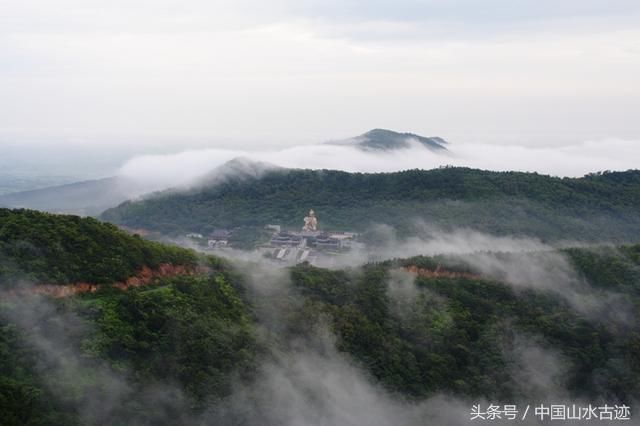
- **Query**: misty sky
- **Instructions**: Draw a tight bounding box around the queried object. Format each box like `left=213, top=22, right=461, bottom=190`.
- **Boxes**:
left=2, top=1, right=640, bottom=147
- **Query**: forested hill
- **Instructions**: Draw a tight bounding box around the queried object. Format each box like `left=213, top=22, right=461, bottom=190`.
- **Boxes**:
left=0, top=208, right=197, bottom=286
left=2, top=239, right=640, bottom=424
left=1, top=207, right=640, bottom=423
left=0, top=208, right=256, bottom=425
left=101, top=166, right=640, bottom=242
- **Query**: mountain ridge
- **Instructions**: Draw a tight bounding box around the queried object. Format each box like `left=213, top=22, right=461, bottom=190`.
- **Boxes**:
left=0, top=176, right=150, bottom=216
left=101, top=166, right=640, bottom=242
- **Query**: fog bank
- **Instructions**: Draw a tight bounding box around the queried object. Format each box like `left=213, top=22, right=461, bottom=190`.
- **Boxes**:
left=118, top=138, right=640, bottom=191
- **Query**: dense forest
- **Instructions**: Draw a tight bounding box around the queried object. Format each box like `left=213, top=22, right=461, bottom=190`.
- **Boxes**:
left=101, top=166, right=640, bottom=242
left=288, top=248, right=640, bottom=403
left=0, top=208, right=197, bottom=286
left=0, top=272, right=257, bottom=425
left=2, top=209, right=640, bottom=424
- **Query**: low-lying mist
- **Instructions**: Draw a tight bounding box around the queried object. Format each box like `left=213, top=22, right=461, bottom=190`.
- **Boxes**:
left=117, top=137, right=640, bottom=193
left=208, top=239, right=637, bottom=426
left=182, top=221, right=635, bottom=326
left=1, top=282, right=573, bottom=426
left=3, top=223, right=638, bottom=425
left=0, top=291, right=198, bottom=425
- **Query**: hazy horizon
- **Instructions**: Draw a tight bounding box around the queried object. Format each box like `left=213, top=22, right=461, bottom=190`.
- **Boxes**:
left=2, top=0, right=640, bottom=158
left=2, top=130, right=640, bottom=185
left=1, top=1, right=639, bottom=182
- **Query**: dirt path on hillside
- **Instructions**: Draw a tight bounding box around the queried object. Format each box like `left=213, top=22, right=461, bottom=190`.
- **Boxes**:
left=8, top=263, right=209, bottom=298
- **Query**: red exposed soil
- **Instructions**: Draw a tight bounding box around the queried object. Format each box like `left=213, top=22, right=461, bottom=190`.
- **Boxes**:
left=404, top=265, right=481, bottom=280
left=14, top=263, right=209, bottom=299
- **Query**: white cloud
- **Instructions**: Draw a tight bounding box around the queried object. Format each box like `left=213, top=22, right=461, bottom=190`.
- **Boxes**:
left=118, top=138, right=640, bottom=191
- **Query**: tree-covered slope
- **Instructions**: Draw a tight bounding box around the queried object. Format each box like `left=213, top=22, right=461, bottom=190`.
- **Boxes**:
left=286, top=244, right=640, bottom=403
left=0, top=208, right=197, bottom=286
left=0, top=209, right=256, bottom=425
left=1, top=226, right=639, bottom=423
left=2, top=208, right=640, bottom=424
left=0, top=273, right=258, bottom=426
left=102, top=167, right=640, bottom=242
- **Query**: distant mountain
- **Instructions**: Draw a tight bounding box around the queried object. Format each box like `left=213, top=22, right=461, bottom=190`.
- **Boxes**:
left=0, top=158, right=284, bottom=216
left=328, top=129, right=448, bottom=151
left=0, top=173, right=80, bottom=196
left=0, top=176, right=150, bottom=216
left=0, top=130, right=449, bottom=215
left=101, top=164, right=640, bottom=242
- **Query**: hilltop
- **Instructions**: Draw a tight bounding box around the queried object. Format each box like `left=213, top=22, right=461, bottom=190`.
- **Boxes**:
left=328, top=128, right=448, bottom=151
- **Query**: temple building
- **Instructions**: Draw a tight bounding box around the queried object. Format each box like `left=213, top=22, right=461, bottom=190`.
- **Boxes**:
left=264, top=209, right=358, bottom=264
